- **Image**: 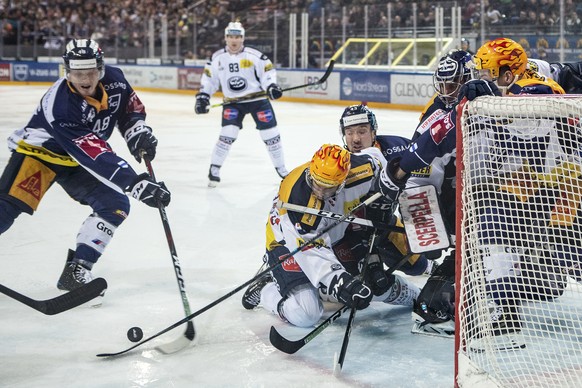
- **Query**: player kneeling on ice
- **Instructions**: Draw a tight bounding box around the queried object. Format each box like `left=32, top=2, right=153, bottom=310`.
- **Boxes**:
left=241, top=144, right=419, bottom=328
left=0, top=39, right=170, bottom=297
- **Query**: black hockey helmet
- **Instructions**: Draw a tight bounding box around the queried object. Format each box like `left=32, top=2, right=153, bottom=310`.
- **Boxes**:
left=63, top=39, right=105, bottom=79
left=339, top=104, right=378, bottom=136
left=433, top=49, right=473, bottom=107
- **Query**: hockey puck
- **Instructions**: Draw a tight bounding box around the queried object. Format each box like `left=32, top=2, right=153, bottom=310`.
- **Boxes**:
left=127, top=326, right=144, bottom=342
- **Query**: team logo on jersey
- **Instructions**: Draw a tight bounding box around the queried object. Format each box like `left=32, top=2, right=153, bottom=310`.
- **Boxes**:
left=73, top=133, right=111, bottom=160
left=223, top=108, right=239, bottom=120
left=108, top=93, right=122, bottom=114
left=281, top=256, right=301, bottom=272
left=257, top=109, right=273, bottom=123
left=240, top=59, right=253, bottom=69
left=227, top=76, right=247, bottom=92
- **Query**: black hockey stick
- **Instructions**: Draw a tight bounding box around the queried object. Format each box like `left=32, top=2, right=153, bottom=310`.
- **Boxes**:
left=210, top=60, right=335, bottom=108
left=143, top=156, right=196, bottom=354
left=333, top=231, right=378, bottom=375
left=0, top=278, right=107, bottom=315
left=269, top=251, right=413, bottom=355
left=96, top=192, right=383, bottom=357
left=277, top=200, right=405, bottom=233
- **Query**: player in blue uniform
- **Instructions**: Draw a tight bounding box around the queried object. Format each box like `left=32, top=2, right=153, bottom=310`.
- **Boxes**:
left=0, top=39, right=170, bottom=295
left=336, top=104, right=434, bottom=278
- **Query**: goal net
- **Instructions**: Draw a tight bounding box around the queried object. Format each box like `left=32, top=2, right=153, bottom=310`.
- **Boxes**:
left=455, top=95, right=582, bottom=388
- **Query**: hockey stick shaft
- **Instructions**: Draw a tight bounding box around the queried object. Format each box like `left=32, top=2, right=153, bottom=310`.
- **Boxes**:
left=96, top=191, right=383, bottom=357
left=278, top=200, right=404, bottom=233
left=335, top=231, right=378, bottom=373
left=0, top=278, right=107, bottom=315
left=210, top=60, right=334, bottom=108
left=269, top=251, right=414, bottom=354
left=144, top=157, right=196, bottom=345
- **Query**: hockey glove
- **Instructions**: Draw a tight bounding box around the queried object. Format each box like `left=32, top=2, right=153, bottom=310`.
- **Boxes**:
left=124, top=121, right=158, bottom=163
left=458, top=79, right=501, bottom=101
left=195, top=93, right=210, bottom=114
left=363, top=255, right=393, bottom=296
left=267, top=84, right=283, bottom=100
left=334, top=272, right=372, bottom=310
left=127, top=173, right=171, bottom=208
left=379, top=158, right=408, bottom=201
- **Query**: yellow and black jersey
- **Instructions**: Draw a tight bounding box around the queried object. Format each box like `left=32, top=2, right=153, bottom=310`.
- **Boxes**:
left=266, top=149, right=382, bottom=252
left=510, top=72, right=565, bottom=95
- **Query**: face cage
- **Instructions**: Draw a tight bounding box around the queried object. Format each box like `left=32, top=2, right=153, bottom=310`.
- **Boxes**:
left=305, top=169, right=346, bottom=200
left=433, top=74, right=468, bottom=107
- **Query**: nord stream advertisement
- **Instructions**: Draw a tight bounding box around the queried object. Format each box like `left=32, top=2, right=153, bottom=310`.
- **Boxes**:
left=340, top=71, right=390, bottom=103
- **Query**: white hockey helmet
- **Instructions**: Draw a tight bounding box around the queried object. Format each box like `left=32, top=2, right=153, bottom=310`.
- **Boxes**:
left=225, top=22, right=245, bottom=38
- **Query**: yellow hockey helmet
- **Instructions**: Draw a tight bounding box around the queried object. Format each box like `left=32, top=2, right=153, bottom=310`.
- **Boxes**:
left=473, top=38, right=527, bottom=80
left=309, top=144, right=351, bottom=188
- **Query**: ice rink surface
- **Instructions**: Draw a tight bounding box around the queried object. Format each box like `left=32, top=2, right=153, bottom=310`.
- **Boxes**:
left=0, top=85, right=454, bottom=387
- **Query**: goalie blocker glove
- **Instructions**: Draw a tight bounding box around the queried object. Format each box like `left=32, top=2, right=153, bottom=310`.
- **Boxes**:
left=267, top=84, right=283, bottom=100
left=195, top=93, right=210, bottom=114
left=457, top=79, right=501, bottom=101
left=127, top=173, right=171, bottom=207
left=331, top=272, right=372, bottom=310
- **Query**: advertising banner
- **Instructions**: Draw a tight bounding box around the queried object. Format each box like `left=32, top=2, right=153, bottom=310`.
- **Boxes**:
left=279, top=69, right=339, bottom=100
left=178, top=67, right=203, bottom=90
left=11, top=62, right=60, bottom=82
left=340, top=71, right=390, bottom=103
left=390, top=73, right=433, bottom=106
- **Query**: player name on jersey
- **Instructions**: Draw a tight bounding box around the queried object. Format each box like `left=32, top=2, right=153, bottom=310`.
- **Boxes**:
left=398, top=185, right=450, bottom=253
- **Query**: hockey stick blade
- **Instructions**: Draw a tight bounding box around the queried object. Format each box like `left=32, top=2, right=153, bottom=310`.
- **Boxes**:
left=97, top=192, right=382, bottom=358
left=155, top=320, right=196, bottom=354
left=269, top=305, right=350, bottom=354
left=0, top=278, right=107, bottom=315
left=211, top=60, right=335, bottom=107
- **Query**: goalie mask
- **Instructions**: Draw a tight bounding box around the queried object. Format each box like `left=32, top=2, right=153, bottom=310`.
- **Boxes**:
left=63, top=39, right=105, bottom=80
left=307, top=144, right=351, bottom=199
left=433, top=50, right=473, bottom=107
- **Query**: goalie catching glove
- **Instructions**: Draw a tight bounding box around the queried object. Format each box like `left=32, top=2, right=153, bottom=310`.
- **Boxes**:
left=124, top=121, right=158, bottom=163
left=195, top=93, right=210, bottom=114
left=126, top=173, right=171, bottom=207
left=267, top=84, right=283, bottom=100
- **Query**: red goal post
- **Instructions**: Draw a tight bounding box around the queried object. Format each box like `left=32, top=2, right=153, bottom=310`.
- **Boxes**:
left=454, top=95, right=582, bottom=387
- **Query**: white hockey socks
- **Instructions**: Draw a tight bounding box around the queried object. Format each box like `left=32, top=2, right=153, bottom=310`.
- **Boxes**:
left=377, top=274, right=420, bottom=306
left=259, top=127, right=287, bottom=174
left=210, top=125, right=239, bottom=167
left=76, top=214, right=117, bottom=269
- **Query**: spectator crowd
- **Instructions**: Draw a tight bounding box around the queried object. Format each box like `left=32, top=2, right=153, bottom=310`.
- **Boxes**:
left=1, top=0, right=581, bottom=61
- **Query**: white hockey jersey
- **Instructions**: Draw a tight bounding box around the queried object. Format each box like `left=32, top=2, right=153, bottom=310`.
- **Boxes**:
left=199, top=46, right=277, bottom=101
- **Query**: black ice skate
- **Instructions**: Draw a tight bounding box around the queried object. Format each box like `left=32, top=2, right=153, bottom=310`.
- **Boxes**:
left=208, top=164, right=221, bottom=187
left=57, top=249, right=105, bottom=302
left=242, top=272, right=273, bottom=310
left=468, top=302, right=525, bottom=352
